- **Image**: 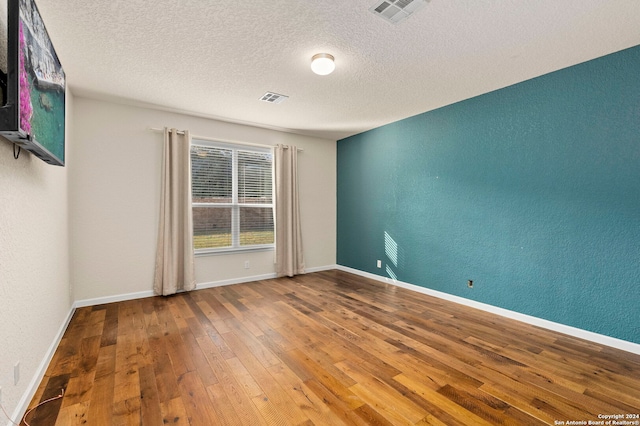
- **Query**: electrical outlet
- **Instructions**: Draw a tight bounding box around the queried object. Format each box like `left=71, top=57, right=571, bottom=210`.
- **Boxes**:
left=467, top=280, right=473, bottom=288
left=244, top=261, right=250, bottom=269
left=14, top=362, right=20, bottom=385
left=376, top=260, right=382, bottom=268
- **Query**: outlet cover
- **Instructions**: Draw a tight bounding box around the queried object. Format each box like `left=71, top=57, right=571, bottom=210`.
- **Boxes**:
left=14, top=362, right=20, bottom=385
left=376, top=260, right=382, bottom=268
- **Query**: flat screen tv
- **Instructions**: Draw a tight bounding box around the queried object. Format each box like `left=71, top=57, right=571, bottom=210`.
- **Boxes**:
left=0, top=0, right=65, bottom=166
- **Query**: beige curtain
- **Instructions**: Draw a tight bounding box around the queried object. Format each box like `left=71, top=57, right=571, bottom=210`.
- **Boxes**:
left=274, top=144, right=305, bottom=277
left=153, top=128, right=196, bottom=296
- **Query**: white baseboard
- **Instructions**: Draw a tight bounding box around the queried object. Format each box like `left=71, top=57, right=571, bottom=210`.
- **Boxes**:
left=305, top=265, right=337, bottom=274
left=335, top=265, right=640, bottom=355
left=73, top=265, right=338, bottom=307
left=197, top=273, right=278, bottom=289
left=74, top=289, right=155, bottom=308
left=9, top=304, right=76, bottom=426
left=196, top=264, right=336, bottom=290
left=196, top=265, right=336, bottom=290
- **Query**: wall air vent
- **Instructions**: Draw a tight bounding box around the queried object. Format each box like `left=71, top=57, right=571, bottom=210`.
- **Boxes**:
left=260, top=92, right=289, bottom=104
left=370, top=0, right=429, bottom=24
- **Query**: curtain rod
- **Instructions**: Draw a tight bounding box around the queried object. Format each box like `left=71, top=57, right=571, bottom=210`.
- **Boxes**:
left=148, top=127, right=303, bottom=151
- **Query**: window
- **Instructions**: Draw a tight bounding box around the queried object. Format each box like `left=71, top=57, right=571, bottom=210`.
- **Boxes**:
left=191, top=139, right=274, bottom=253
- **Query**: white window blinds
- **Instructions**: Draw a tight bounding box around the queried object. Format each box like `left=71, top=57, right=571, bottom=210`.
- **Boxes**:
left=191, top=141, right=274, bottom=252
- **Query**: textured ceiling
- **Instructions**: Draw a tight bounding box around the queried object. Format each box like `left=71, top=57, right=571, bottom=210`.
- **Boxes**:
left=33, top=0, right=640, bottom=140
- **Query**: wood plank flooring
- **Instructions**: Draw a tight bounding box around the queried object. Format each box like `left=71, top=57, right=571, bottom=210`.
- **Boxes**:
left=26, top=270, right=640, bottom=425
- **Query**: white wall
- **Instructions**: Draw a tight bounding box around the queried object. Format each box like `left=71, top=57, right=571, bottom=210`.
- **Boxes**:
left=0, top=100, right=72, bottom=418
left=71, top=97, right=336, bottom=301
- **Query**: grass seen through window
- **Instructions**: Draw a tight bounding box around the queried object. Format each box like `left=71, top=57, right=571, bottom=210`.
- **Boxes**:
left=194, top=230, right=274, bottom=250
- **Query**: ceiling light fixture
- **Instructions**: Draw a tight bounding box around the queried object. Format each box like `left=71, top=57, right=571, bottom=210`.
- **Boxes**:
left=311, top=53, right=335, bottom=76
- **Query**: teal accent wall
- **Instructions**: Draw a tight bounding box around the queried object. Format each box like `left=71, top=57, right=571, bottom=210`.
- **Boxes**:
left=337, top=45, right=640, bottom=344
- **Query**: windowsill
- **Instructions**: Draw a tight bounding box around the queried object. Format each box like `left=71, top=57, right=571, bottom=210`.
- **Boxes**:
left=194, top=245, right=275, bottom=257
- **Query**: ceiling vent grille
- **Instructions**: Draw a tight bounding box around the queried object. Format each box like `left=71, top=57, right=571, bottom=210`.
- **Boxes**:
left=260, top=92, right=288, bottom=104
left=370, top=0, right=428, bottom=24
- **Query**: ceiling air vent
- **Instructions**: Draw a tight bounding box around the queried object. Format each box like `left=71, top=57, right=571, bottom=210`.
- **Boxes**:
left=260, top=92, right=288, bottom=104
left=370, top=0, right=428, bottom=24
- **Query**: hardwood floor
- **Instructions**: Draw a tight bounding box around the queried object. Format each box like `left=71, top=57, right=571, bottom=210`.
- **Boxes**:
left=26, top=270, right=640, bottom=425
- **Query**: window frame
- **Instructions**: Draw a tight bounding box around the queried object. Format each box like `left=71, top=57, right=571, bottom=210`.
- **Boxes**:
left=191, top=138, right=275, bottom=256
